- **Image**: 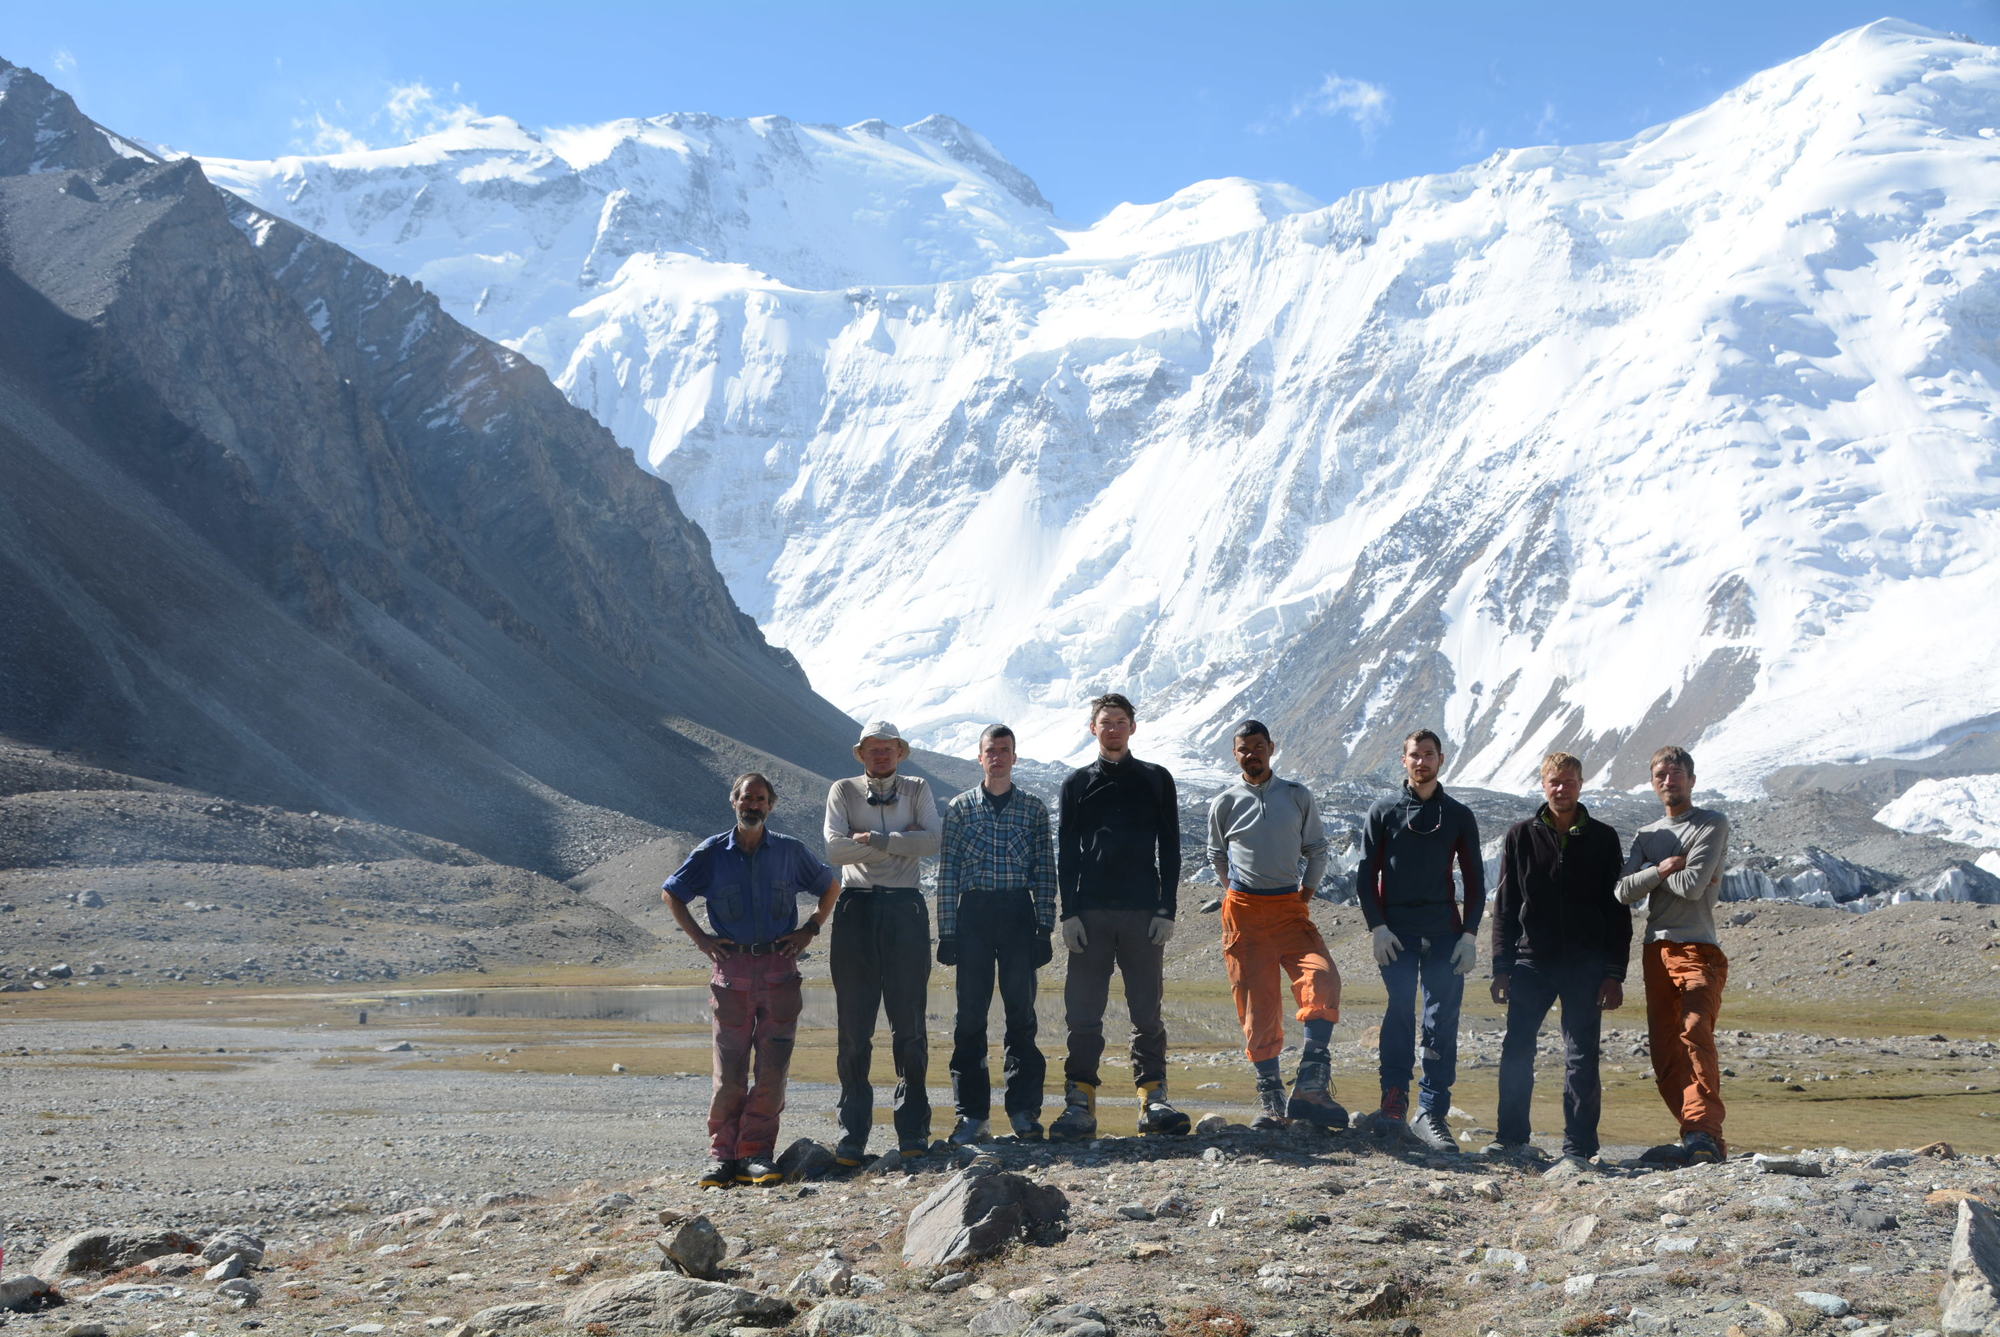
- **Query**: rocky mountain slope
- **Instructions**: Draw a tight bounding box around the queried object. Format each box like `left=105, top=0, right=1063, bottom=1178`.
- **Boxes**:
left=206, top=21, right=2000, bottom=790
left=0, top=59, right=871, bottom=878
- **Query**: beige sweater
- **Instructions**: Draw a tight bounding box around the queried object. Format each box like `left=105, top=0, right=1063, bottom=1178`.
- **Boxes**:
left=1615, top=806, right=1730, bottom=945
left=822, top=773, right=941, bottom=891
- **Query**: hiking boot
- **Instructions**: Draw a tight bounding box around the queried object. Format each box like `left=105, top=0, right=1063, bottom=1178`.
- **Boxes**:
left=898, top=1141, right=930, bottom=1166
left=735, top=1157, right=782, bottom=1187
left=1008, top=1110, right=1045, bottom=1142
left=1408, top=1105, right=1458, bottom=1153
left=1286, top=1051, right=1349, bottom=1130
left=1378, top=1085, right=1410, bottom=1123
left=699, top=1159, right=741, bottom=1189
left=1049, top=1081, right=1097, bottom=1142
left=1136, top=1080, right=1192, bottom=1136
left=1482, top=1139, right=1528, bottom=1157
left=1252, top=1076, right=1290, bottom=1131
left=948, top=1117, right=989, bottom=1147
left=831, top=1135, right=869, bottom=1168
left=1681, top=1130, right=1725, bottom=1165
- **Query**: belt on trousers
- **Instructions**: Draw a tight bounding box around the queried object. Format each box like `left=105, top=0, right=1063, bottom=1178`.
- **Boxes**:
left=849, top=885, right=919, bottom=894
left=720, top=940, right=786, bottom=955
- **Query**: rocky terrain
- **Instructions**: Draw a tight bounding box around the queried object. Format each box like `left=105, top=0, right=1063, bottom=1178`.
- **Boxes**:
left=3, top=1011, right=2000, bottom=1337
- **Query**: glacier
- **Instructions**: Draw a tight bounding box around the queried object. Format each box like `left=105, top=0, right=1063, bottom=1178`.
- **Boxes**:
left=204, top=20, right=2000, bottom=790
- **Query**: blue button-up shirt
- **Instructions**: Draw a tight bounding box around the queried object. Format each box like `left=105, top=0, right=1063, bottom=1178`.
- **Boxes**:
left=663, top=828, right=835, bottom=945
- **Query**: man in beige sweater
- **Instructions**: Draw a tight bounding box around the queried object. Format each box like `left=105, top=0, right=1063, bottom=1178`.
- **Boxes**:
left=823, top=721, right=942, bottom=1166
left=1616, top=745, right=1731, bottom=1166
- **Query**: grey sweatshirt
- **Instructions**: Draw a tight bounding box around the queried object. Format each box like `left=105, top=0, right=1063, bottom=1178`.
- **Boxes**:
left=823, top=773, right=942, bottom=891
left=1207, top=775, right=1329, bottom=893
left=1615, top=806, right=1730, bottom=945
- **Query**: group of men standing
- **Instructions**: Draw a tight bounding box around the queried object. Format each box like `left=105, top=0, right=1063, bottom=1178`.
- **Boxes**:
left=663, top=695, right=1732, bottom=1187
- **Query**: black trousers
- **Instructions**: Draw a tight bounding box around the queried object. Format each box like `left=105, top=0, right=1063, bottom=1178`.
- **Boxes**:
left=1063, top=908, right=1167, bottom=1090
left=1495, top=957, right=1607, bottom=1158
left=830, top=888, right=932, bottom=1148
left=948, top=891, right=1045, bottom=1120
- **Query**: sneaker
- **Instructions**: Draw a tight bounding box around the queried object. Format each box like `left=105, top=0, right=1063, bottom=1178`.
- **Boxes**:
left=832, top=1136, right=868, bottom=1168
left=1136, top=1081, right=1192, bottom=1136
left=1252, top=1076, right=1290, bottom=1131
left=1008, top=1110, right=1045, bottom=1142
left=1285, top=1052, right=1350, bottom=1130
left=1049, top=1081, right=1098, bottom=1142
left=948, top=1117, right=990, bottom=1146
left=734, top=1157, right=782, bottom=1186
left=1408, top=1106, right=1458, bottom=1154
left=1482, top=1139, right=1528, bottom=1157
left=1681, top=1130, right=1725, bottom=1165
left=699, top=1159, right=741, bottom=1189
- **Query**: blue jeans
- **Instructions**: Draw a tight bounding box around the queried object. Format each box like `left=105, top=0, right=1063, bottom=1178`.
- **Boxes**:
left=1376, top=932, right=1463, bottom=1115
left=1496, top=958, right=1606, bottom=1157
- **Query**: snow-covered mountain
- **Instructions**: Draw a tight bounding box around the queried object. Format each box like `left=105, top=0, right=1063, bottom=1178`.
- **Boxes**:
left=207, top=20, right=2000, bottom=790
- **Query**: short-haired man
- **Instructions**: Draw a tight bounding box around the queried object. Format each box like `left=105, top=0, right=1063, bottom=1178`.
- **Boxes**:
left=664, top=772, right=840, bottom=1188
left=938, top=724, right=1057, bottom=1145
left=1487, top=753, right=1629, bottom=1168
left=1052, top=692, right=1189, bottom=1140
left=823, top=721, right=942, bottom=1166
left=1357, top=728, right=1486, bottom=1153
left=1616, top=745, right=1731, bottom=1166
left=1207, top=719, right=1346, bottom=1130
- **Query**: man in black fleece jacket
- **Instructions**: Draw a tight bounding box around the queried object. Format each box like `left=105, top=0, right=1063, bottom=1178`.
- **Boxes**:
left=1051, top=692, right=1187, bottom=1140
left=1487, top=751, right=1628, bottom=1165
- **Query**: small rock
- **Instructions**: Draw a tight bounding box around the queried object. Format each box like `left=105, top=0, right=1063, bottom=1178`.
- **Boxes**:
left=1655, top=1235, right=1699, bottom=1255
left=970, top=1298, right=1034, bottom=1337
left=1557, top=1214, right=1600, bottom=1251
left=788, top=1256, right=856, bottom=1297
left=1194, top=1114, right=1229, bottom=1136
left=201, top=1229, right=266, bottom=1266
left=1152, top=1192, right=1195, bottom=1219
left=1754, top=1154, right=1826, bottom=1177
left=1562, top=1275, right=1596, bottom=1296
left=1657, top=1186, right=1702, bottom=1213
left=1026, top=1304, right=1112, bottom=1337
left=592, top=1192, right=636, bottom=1216
left=565, top=1273, right=794, bottom=1332
left=1199, top=1146, right=1226, bottom=1163
left=1794, top=1292, right=1851, bottom=1318
left=205, top=1254, right=245, bottom=1282
left=1847, top=1207, right=1898, bottom=1232
left=930, top=1271, right=974, bottom=1293
left=1542, top=1157, right=1590, bottom=1181
left=1116, top=1204, right=1154, bottom=1221
left=0, top=1276, right=58, bottom=1313
left=215, top=1277, right=261, bottom=1304
left=1127, top=1242, right=1170, bottom=1260
left=777, top=1137, right=840, bottom=1183
left=660, top=1214, right=728, bottom=1280
left=1484, top=1247, right=1527, bottom=1272
left=375, top=1041, right=415, bottom=1053
left=611, top=1063, right=629, bottom=1073
left=1343, top=1280, right=1406, bottom=1320
left=903, top=1169, right=1068, bottom=1269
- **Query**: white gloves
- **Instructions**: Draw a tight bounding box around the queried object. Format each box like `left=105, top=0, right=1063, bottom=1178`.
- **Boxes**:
left=1060, top=917, right=1089, bottom=953
left=1450, top=932, right=1478, bottom=976
left=1371, top=925, right=1403, bottom=966
left=1148, top=915, right=1176, bottom=947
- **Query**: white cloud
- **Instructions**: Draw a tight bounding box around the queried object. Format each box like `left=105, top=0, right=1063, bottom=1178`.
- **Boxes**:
left=1257, top=72, right=1392, bottom=143
left=51, top=47, right=76, bottom=74
left=382, top=80, right=482, bottom=139
left=288, top=80, right=484, bottom=156
left=1533, top=100, right=1560, bottom=142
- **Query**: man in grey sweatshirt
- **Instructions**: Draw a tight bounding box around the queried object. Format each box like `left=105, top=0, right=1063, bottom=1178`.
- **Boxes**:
left=1616, top=744, right=1731, bottom=1166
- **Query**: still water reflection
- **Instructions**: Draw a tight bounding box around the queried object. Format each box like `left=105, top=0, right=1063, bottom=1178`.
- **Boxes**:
left=384, top=986, right=1243, bottom=1044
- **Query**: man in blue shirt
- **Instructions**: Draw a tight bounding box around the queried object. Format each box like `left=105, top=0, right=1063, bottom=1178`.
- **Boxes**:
left=664, top=772, right=840, bottom=1189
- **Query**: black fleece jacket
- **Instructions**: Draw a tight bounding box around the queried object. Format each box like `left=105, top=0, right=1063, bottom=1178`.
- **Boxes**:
left=1058, top=754, right=1181, bottom=920
left=1489, top=803, right=1630, bottom=981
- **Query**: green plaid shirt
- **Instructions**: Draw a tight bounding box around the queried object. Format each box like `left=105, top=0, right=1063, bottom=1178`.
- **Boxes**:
left=937, top=784, right=1057, bottom=938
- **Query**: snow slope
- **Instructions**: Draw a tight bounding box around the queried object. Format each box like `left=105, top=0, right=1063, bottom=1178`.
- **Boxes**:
left=1875, top=774, right=2000, bottom=849
left=207, top=21, right=2000, bottom=788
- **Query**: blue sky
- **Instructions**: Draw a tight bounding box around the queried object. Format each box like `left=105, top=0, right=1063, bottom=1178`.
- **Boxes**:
left=12, top=2, right=1998, bottom=223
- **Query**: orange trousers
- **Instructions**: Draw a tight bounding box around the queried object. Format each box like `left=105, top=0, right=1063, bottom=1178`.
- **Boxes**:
left=1220, top=889, right=1340, bottom=1063
left=1642, top=939, right=1728, bottom=1149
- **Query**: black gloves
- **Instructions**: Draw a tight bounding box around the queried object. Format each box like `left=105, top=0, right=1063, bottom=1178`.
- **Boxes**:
left=937, top=938, right=959, bottom=967
left=1031, top=934, right=1054, bottom=968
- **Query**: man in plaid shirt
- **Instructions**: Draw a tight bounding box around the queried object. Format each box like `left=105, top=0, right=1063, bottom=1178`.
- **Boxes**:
left=937, top=723, right=1058, bottom=1144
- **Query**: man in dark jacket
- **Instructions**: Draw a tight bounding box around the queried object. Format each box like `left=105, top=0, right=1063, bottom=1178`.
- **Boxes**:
left=1486, top=751, right=1628, bottom=1167
left=1051, top=692, right=1187, bottom=1140
left=1357, top=728, right=1485, bottom=1152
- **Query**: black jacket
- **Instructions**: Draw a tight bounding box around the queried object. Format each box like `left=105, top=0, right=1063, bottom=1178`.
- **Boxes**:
left=1058, top=754, right=1180, bottom=920
left=1489, top=803, right=1629, bottom=980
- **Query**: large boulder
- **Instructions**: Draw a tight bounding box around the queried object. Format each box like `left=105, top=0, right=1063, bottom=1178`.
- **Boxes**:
left=1943, top=1198, right=2000, bottom=1336
left=464, top=1301, right=562, bottom=1329
left=561, top=1272, right=792, bottom=1332
left=903, top=1166, right=1068, bottom=1270
left=32, top=1228, right=199, bottom=1277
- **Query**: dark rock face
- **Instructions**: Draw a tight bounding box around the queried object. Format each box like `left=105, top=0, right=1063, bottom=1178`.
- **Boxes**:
left=0, top=59, right=862, bottom=875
